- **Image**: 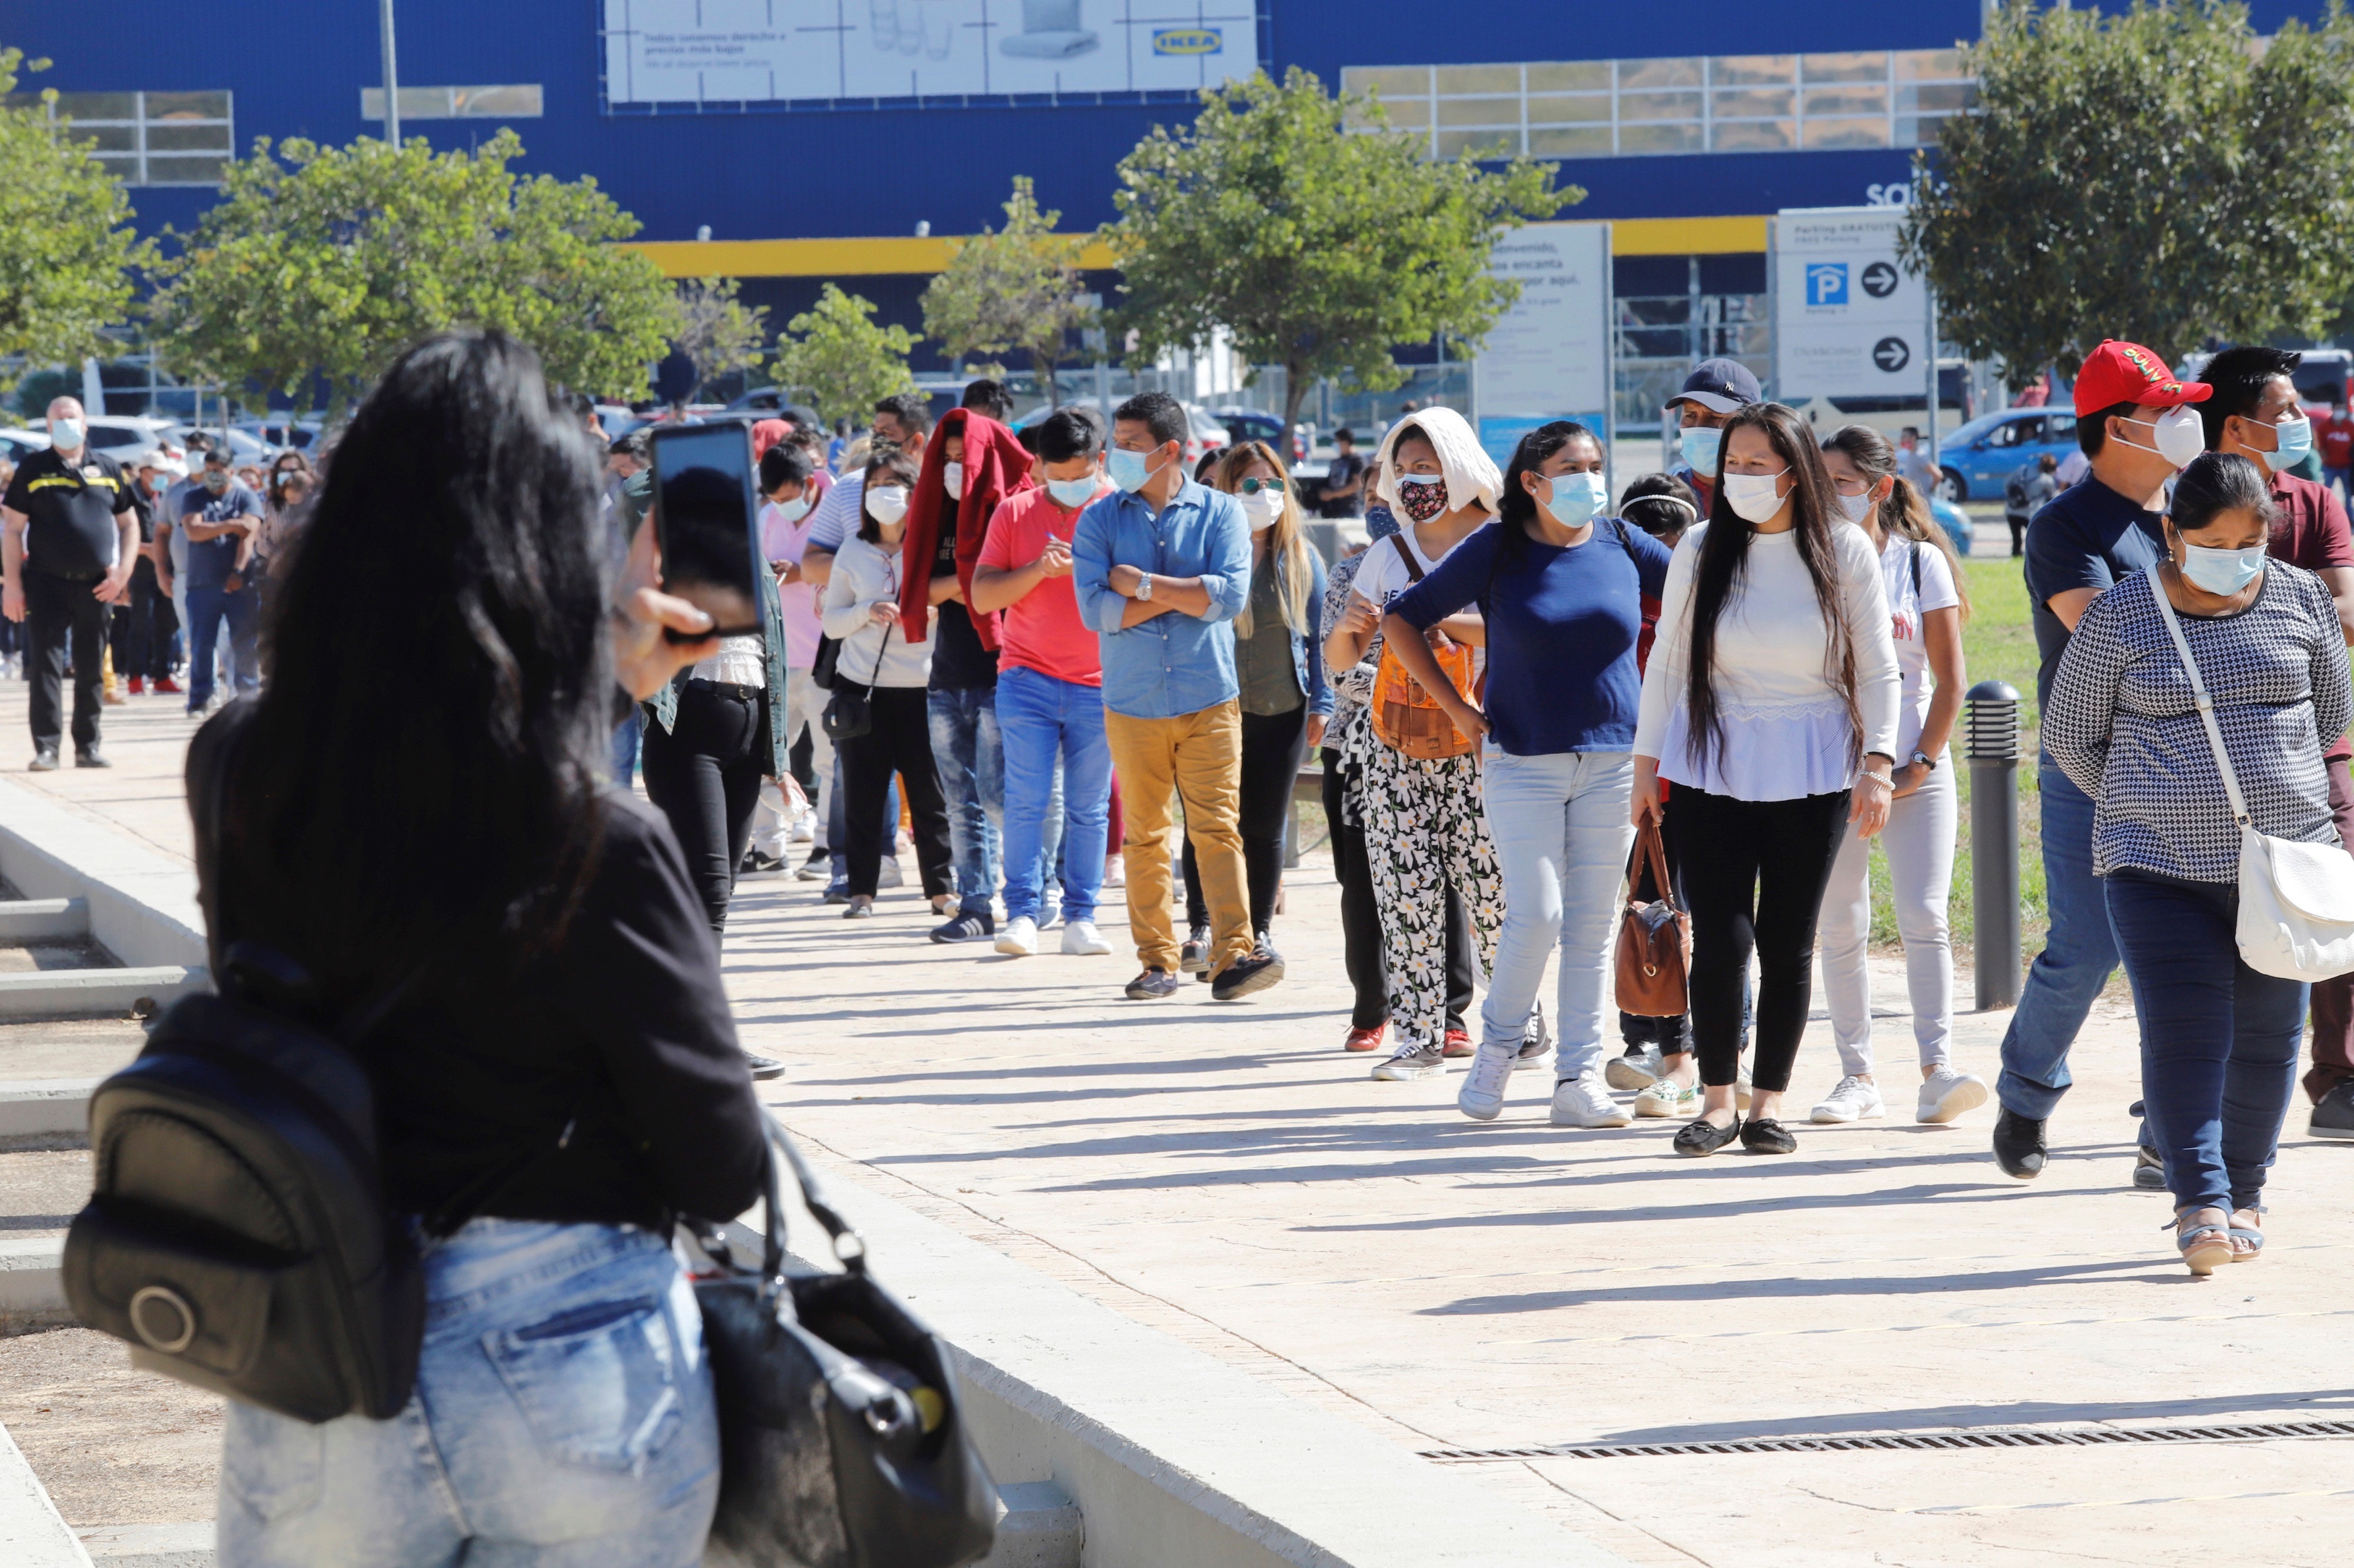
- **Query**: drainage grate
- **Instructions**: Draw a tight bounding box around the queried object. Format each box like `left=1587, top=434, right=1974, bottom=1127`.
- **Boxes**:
left=1421, top=1419, right=2354, bottom=1462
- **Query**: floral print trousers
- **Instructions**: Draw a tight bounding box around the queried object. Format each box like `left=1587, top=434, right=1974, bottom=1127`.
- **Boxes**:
left=1360, top=740, right=1504, bottom=1048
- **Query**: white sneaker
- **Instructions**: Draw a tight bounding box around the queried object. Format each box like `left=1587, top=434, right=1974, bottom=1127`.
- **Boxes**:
left=1633, top=1076, right=1700, bottom=1118
left=1550, top=1075, right=1632, bottom=1128
left=1103, top=856, right=1126, bottom=886
left=995, top=916, right=1038, bottom=957
left=877, top=857, right=905, bottom=890
left=1917, top=1064, right=1990, bottom=1124
left=1605, top=1043, right=1664, bottom=1090
left=1060, top=919, right=1112, bottom=956
left=1457, top=1041, right=1522, bottom=1121
left=1517, top=1003, right=1552, bottom=1063
left=1372, top=1041, right=1447, bottom=1081
left=1735, top=1068, right=1754, bottom=1113
left=1810, top=1075, right=1885, bottom=1124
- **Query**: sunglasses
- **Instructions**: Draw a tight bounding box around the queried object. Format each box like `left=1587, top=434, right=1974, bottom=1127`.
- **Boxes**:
left=1236, top=477, right=1286, bottom=495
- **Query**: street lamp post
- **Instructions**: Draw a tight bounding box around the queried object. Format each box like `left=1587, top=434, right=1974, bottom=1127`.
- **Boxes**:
left=378, top=0, right=401, bottom=147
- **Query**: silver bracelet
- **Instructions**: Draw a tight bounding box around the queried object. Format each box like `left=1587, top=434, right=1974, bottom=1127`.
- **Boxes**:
left=1854, top=771, right=1896, bottom=794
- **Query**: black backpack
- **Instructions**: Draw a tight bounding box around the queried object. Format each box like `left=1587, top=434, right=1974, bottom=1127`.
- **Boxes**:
left=62, top=943, right=427, bottom=1423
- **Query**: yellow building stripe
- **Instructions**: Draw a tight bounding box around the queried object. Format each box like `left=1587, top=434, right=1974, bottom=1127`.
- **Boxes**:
left=627, top=216, right=1770, bottom=279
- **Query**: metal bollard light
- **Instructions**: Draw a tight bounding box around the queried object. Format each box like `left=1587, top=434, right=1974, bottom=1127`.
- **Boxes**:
left=1964, top=680, right=2023, bottom=1010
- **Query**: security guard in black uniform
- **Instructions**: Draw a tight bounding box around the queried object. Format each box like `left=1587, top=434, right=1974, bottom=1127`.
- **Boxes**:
left=0, top=399, right=137, bottom=770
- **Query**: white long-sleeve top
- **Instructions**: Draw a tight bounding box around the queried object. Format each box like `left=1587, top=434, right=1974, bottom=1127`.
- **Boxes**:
left=819, top=532, right=934, bottom=688
left=1634, top=521, right=1901, bottom=800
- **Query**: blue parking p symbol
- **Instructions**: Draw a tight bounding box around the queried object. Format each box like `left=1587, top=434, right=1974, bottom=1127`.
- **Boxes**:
left=1807, top=262, right=1849, bottom=307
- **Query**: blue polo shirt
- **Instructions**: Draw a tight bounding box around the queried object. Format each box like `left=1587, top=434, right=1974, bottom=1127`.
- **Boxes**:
left=2023, top=474, right=2166, bottom=713
left=1071, top=479, right=1251, bottom=720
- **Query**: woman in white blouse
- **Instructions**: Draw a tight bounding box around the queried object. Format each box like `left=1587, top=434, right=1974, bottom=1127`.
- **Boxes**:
left=1633, top=402, right=1901, bottom=1156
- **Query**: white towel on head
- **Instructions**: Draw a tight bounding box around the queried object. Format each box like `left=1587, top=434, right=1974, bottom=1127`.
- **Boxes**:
left=1372, top=406, right=1503, bottom=518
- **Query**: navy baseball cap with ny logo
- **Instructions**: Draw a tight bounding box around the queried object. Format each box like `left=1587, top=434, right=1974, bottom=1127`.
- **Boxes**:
left=1667, top=358, right=1763, bottom=415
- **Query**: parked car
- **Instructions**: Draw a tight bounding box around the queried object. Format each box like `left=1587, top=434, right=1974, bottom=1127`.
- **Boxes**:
left=1013, top=400, right=1231, bottom=474
left=1208, top=407, right=1310, bottom=464
left=233, top=418, right=326, bottom=454
left=1933, top=408, right=2080, bottom=502
left=0, top=428, right=51, bottom=464
left=1928, top=495, right=1973, bottom=558
left=79, top=416, right=179, bottom=468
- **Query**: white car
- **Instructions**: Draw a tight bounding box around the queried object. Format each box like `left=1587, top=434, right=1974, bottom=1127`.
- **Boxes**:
left=79, top=416, right=179, bottom=468
left=0, top=427, right=51, bottom=464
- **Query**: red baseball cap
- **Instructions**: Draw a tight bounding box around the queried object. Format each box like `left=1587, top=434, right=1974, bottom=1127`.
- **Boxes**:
left=2072, top=339, right=2211, bottom=416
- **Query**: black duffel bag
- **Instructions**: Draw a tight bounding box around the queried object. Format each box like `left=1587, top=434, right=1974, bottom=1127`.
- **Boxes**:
left=694, top=1114, right=998, bottom=1568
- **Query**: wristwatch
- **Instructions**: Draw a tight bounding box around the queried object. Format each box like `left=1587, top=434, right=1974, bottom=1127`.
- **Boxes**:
left=1132, top=574, right=1155, bottom=602
left=1911, top=749, right=1937, bottom=773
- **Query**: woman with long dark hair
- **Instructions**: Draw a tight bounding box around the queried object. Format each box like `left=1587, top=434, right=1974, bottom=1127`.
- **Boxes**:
left=1632, top=402, right=1901, bottom=1156
left=199, top=331, right=766, bottom=1562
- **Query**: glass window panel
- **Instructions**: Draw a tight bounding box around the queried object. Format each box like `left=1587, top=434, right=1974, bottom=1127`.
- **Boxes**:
left=74, top=125, right=139, bottom=153
left=1897, top=114, right=1950, bottom=147
left=1621, top=328, right=1693, bottom=358
left=1897, top=81, right=1976, bottom=114
left=1618, top=58, right=1702, bottom=89
left=142, top=91, right=229, bottom=120
left=1803, top=52, right=1887, bottom=83
left=1620, top=298, right=1693, bottom=326
left=1529, top=124, right=1614, bottom=155
left=1620, top=90, right=1701, bottom=122
left=455, top=84, right=542, bottom=116
left=1437, top=96, right=1519, bottom=127
left=1804, top=84, right=1887, bottom=115
left=1378, top=96, right=1432, bottom=130
left=1894, top=49, right=1968, bottom=81
left=146, top=122, right=230, bottom=152
left=1527, top=94, right=1611, bottom=125
left=1434, top=128, right=1517, bottom=159
left=1346, top=67, right=1429, bottom=98
left=1712, top=119, right=1795, bottom=151
left=1435, top=65, right=1521, bottom=95
left=1712, top=55, right=1796, bottom=85
left=1620, top=121, right=1704, bottom=152
left=89, top=152, right=139, bottom=176
left=1803, top=116, right=1891, bottom=149
left=1711, top=87, right=1793, bottom=118
left=143, top=155, right=229, bottom=184
left=1526, top=61, right=1610, bottom=92
left=53, top=92, right=139, bottom=121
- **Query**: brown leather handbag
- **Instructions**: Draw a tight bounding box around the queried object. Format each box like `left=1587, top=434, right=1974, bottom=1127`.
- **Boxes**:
left=1615, top=820, right=1690, bottom=1017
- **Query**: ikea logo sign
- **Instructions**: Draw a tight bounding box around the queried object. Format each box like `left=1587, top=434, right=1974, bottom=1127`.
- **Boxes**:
left=1153, top=28, right=1223, bottom=56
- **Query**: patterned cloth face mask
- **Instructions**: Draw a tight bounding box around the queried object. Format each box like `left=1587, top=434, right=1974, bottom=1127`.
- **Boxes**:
left=1395, top=472, right=1448, bottom=523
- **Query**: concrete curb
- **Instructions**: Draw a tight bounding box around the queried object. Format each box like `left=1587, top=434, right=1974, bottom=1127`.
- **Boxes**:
left=75, top=1522, right=212, bottom=1567
left=0, top=1238, right=67, bottom=1316
left=0, top=968, right=202, bottom=1023
left=0, top=781, right=206, bottom=972
left=0, top=1080, right=94, bottom=1147
left=0, top=1419, right=92, bottom=1566
left=0, top=900, right=88, bottom=943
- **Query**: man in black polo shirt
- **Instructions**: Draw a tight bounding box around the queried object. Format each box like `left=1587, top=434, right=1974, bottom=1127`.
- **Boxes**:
left=0, top=398, right=137, bottom=769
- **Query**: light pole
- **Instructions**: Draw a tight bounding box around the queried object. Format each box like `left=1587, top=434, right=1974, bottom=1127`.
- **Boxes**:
left=378, top=0, right=401, bottom=147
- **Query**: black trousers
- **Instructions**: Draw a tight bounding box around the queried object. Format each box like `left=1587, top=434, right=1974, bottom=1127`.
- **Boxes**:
left=1183, top=704, right=1312, bottom=937
left=1668, top=783, right=1851, bottom=1094
left=837, top=685, right=955, bottom=900
left=641, top=682, right=768, bottom=933
left=108, top=558, right=173, bottom=683
left=24, top=568, right=108, bottom=753
left=1322, top=744, right=1474, bottom=1033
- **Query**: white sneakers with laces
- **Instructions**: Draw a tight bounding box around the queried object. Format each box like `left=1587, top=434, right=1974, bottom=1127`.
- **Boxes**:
left=1550, top=1075, right=1632, bottom=1128
left=1457, top=1041, right=1524, bottom=1121
left=1633, top=1076, right=1700, bottom=1118
left=1060, top=920, right=1112, bottom=956
left=1810, top=1075, right=1886, bottom=1124
left=1372, top=1041, right=1447, bottom=1081
left=995, top=916, right=1038, bottom=957
left=1917, top=1064, right=1990, bottom=1124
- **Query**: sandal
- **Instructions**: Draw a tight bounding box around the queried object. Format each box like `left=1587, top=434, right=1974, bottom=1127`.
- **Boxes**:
left=2229, top=1209, right=2265, bottom=1262
left=2170, top=1208, right=2232, bottom=1276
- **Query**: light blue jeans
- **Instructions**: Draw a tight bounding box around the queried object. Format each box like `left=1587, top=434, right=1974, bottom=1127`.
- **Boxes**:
left=1479, top=749, right=1636, bottom=1082
left=928, top=686, right=1003, bottom=916
left=217, top=1220, right=718, bottom=1567
left=998, top=664, right=1110, bottom=924
left=1996, top=756, right=2120, bottom=1119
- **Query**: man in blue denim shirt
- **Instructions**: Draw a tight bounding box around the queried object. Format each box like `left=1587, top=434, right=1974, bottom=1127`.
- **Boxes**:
left=1073, top=392, right=1281, bottom=1002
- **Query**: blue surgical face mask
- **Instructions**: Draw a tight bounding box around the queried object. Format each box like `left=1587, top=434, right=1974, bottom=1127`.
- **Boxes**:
left=49, top=418, right=84, bottom=451
left=1046, top=472, right=1099, bottom=508
left=2259, top=415, right=2314, bottom=474
left=1679, top=424, right=1721, bottom=477
left=2177, top=537, right=2267, bottom=596
left=1539, top=471, right=1608, bottom=527
left=1106, top=447, right=1158, bottom=494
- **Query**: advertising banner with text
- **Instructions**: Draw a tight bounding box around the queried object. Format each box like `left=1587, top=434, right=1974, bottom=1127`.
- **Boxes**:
left=1774, top=206, right=1928, bottom=403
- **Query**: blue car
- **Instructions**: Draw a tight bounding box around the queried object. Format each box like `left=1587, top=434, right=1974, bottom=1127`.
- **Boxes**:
left=1933, top=408, right=2079, bottom=502
left=1928, top=496, right=1973, bottom=558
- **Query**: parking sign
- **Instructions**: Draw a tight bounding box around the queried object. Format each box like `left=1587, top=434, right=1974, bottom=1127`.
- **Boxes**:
left=1806, top=262, right=1850, bottom=307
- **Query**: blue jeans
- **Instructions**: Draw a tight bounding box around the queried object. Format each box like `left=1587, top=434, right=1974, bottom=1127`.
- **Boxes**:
left=1996, top=757, right=2120, bottom=1119
left=927, top=686, right=1002, bottom=916
left=1478, top=749, right=1636, bottom=1082
left=998, top=664, right=1111, bottom=925
left=183, top=582, right=260, bottom=712
left=217, top=1220, right=718, bottom=1566
left=2105, top=870, right=2304, bottom=1213
left=611, top=711, right=641, bottom=788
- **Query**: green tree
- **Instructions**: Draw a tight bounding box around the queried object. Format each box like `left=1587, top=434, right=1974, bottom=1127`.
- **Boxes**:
left=769, top=284, right=918, bottom=425
left=669, top=277, right=769, bottom=405
left=1902, top=0, right=2354, bottom=382
left=922, top=177, right=1096, bottom=405
left=0, top=49, right=151, bottom=365
left=1107, top=68, right=1575, bottom=437
left=149, top=129, right=677, bottom=416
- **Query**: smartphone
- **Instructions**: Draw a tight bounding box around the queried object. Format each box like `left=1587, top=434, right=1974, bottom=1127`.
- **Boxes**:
left=649, top=422, right=766, bottom=641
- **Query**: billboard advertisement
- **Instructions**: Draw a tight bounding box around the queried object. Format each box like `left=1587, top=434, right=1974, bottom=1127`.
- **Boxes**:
left=603, top=0, right=1261, bottom=106
left=1774, top=206, right=1928, bottom=402
left=1472, top=222, right=1612, bottom=465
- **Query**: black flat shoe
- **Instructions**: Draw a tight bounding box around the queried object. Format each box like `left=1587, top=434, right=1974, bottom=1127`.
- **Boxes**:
left=1993, top=1107, right=2047, bottom=1179
left=1674, top=1114, right=1743, bottom=1157
left=1740, top=1116, right=1797, bottom=1155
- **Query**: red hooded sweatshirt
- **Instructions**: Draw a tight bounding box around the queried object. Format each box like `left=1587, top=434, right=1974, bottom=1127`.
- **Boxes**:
left=899, top=408, right=1036, bottom=649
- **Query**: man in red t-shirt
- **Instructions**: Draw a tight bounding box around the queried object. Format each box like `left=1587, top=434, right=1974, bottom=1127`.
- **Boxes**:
left=972, top=407, right=1118, bottom=959
left=2318, top=394, right=2354, bottom=503
left=2204, top=347, right=2354, bottom=1137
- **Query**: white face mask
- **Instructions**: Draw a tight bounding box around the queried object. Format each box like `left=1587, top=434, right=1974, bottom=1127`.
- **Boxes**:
left=865, top=485, right=909, bottom=527
left=941, top=461, right=963, bottom=500
left=1836, top=489, right=1876, bottom=526
left=1239, top=488, right=1284, bottom=531
left=49, top=417, right=84, bottom=452
left=770, top=493, right=813, bottom=525
left=1538, top=471, right=1608, bottom=528
left=1721, top=470, right=1788, bottom=524
left=2116, top=405, right=2207, bottom=470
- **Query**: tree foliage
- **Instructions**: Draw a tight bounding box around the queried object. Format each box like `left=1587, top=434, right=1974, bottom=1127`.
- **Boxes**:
left=0, top=49, right=151, bottom=365
left=922, top=177, right=1096, bottom=405
left=1903, top=0, right=2354, bottom=382
left=670, top=277, right=769, bottom=404
left=769, top=284, right=919, bottom=424
left=149, top=129, right=678, bottom=415
left=1107, top=68, right=1577, bottom=434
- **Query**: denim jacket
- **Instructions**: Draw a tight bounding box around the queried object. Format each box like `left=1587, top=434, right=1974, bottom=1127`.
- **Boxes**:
left=1072, top=479, right=1251, bottom=720
left=1272, top=547, right=1334, bottom=719
left=645, top=561, right=790, bottom=779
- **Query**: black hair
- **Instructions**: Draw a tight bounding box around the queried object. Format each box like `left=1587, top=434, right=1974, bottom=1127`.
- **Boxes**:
left=2198, top=345, right=2302, bottom=450
left=960, top=378, right=1015, bottom=422
left=203, top=448, right=232, bottom=467
left=2038, top=452, right=2057, bottom=472
left=1193, top=447, right=1222, bottom=482
left=1033, top=407, right=1101, bottom=464
left=1114, top=390, right=1188, bottom=450
left=1821, top=423, right=1969, bottom=621
left=607, top=431, right=649, bottom=462
left=1497, top=422, right=1602, bottom=569
left=2079, top=399, right=2136, bottom=458
left=1620, top=471, right=1702, bottom=541
left=758, top=442, right=813, bottom=494
left=1334, top=427, right=1355, bottom=445
left=1687, top=402, right=1863, bottom=774
left=1015, top=424, right=1042, bottom=455
left=856, top=448, right=920, bottom=544
left=2169, top=451, right=2276, bottom=535
left=556, top=387, right=596, bottom=424
left=208, top=330, right=610, bottom=989
left=872, top=391, right=930, bottom=437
